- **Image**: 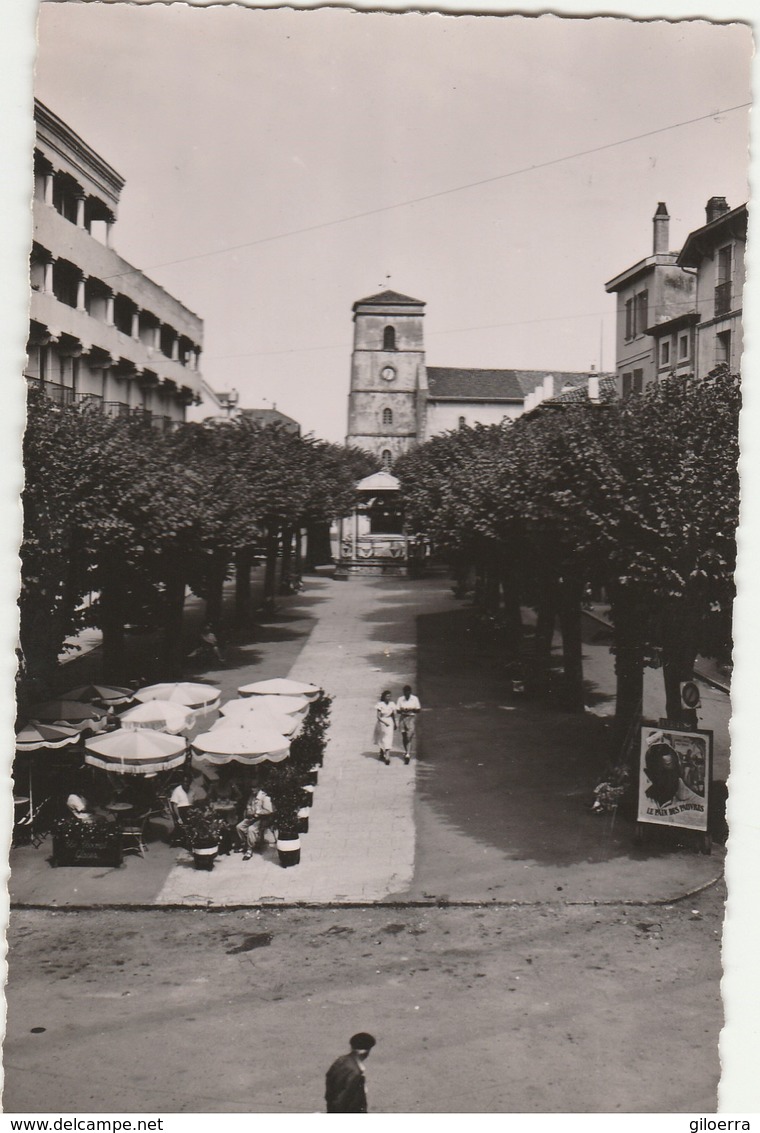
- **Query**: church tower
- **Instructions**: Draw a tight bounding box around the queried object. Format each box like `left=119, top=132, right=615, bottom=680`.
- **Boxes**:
left=346, top=290, right=427, bottom=467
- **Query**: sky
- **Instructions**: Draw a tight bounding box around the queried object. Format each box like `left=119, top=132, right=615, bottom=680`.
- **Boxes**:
left=32, top=5, right=752, bottom=442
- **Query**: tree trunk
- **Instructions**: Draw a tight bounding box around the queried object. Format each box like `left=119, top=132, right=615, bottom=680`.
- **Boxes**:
left=294, top=527, right=304, bottom=582
left=100, top=555, right=126, bottom=684
left=279, top=526, right=294, bottom=594
left=161, top=553, right=186, bottom=680
left=661, top=602, right=699, bottom=728
left=610, top=585, right=645, bottom=756
left=205, top=549, right=227, bottom=629
left=499, top=553, right=523, bottom=660
left=235, top=547, right=254, bottom=624
left=557, top=573, right=585, bottom=712
left=484, top=549, right=500, bottom=616
left=263, top=526, right=280, bottom=610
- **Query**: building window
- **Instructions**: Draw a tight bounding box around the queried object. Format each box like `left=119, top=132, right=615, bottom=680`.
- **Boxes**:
left=716, top=330, right=732, bottom=368
left=715, top=245, right=733, bottom=316
left=636, top=290, right=649, bottom=335
left=458, top=416, right=466, bottom=428
left=381, top=449, right=392, bottom=470
left=383, top=325, right=396, bottom=351
left=382, top=408, right=393, bottom=426
left=633, top=369, right=644, bottom=394
left=660, top=341, right=670, bottom=367
left=622, top=372, right=633, bottom=398
left=679, top=334, right=689, bottom=361
left=625, top=291, right=649, bottom=339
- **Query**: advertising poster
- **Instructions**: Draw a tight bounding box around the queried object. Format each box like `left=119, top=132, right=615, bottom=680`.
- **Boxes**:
left=637, top=725, right=712, bottom=831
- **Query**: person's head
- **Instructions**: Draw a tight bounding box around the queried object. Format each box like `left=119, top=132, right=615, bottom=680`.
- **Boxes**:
left=380, top=690, right=391, bottom=703
left=644, top=740, right=681, bottom=805
left=350, top=1033, right=376, bottom=1061
left=402, top=685, right=412, bottom=698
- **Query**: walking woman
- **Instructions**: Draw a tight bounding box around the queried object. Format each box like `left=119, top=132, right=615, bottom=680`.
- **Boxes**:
left=373, top=690, right=397, bottom=765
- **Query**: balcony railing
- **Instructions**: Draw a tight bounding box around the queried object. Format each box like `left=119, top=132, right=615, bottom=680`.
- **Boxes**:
left=74, top=392, right=104, bottom=411
left=103, top=401, right=131, bottom=419
left=27, top=378, right=75, bottom=406
left=714, top=280, right=732, bottom=318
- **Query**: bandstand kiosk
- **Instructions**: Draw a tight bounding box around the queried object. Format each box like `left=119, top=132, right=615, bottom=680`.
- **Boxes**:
left=332, top=470, right=409, bottom=576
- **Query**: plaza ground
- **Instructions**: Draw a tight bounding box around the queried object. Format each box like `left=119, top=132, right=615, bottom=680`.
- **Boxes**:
left=4, top=572, right=730, bottom=1111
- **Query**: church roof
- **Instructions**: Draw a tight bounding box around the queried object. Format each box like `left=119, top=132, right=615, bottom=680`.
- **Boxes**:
left=426, top=368, right=599, bottom=402
left=353, top=290, right=426, bottom=308
left=356, top=470, right=400, bottom=492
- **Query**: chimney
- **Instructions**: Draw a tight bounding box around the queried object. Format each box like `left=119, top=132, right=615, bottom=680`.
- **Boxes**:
left=706, top=196, right=730, bottom=224
left=542, top=374, right=554, bottom=400
left=588, top=375, right=600, bottom=403
left=653, top=202, right=669, bottom=254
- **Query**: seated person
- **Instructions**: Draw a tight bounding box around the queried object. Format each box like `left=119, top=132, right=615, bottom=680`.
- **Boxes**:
left=188, top=773, right=210, bottom=807
left=236, top=788, right=276, bottom=860
left=169, top=776, right=193, bottom=824
left=67, top=792, right=95, bottom=824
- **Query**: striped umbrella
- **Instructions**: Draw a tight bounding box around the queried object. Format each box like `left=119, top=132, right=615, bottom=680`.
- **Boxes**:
left=15, top=722, right=81, bottom=751
left=62, top=684, right=134, bottom=707
left=85, top=729, right=187, bottom=774
left=192, top=722, right=290, bottom=766
left=28, top=699, right=109, bottom=732
left=237, top=678, right=321, bottom=701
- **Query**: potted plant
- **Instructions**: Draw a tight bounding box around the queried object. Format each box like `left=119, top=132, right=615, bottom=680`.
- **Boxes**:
left=183, top=808, right=220, bottom=870
left=268, top=765, right=303, bottom=867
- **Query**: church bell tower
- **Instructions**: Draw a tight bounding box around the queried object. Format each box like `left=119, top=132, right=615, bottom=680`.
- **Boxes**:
left=346, top=290, right=427, bottom=468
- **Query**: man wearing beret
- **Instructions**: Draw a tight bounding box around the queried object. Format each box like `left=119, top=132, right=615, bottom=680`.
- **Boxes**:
left=325, top=1032, right=376, bottom=1113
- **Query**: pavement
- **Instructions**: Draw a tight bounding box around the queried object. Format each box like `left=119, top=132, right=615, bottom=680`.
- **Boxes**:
left=10, top=573, right=728, bottom=908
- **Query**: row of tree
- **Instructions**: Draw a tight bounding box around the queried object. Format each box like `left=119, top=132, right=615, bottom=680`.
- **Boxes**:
left=395, top=369, right=739, bottom=750
left=20, top=391, right=374, bottom=704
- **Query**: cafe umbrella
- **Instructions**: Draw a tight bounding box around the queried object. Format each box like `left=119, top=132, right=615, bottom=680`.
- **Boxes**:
left=219, top=695, right=307, bottom=727
left=15, top=721, right=81, bottom=751
left=192, top=721, right=290, bottom=766
left=120, top=700, right=194, bottom=735
left=28, top=699, right=109, bottom=733
left=14, top=722, right=83, bottom=837
left=62, top=684, right=135, bottom=707
left=134, top=682, right=221, bottom=710
left=237, top=678, right=322, bottom=701
left=84, top=729, right=187, bottom=775
left=210, top=703, right=298, bottom=736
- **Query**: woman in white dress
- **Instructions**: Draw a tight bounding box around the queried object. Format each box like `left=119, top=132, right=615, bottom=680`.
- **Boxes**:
left=373, top=690, right=397, bottom=765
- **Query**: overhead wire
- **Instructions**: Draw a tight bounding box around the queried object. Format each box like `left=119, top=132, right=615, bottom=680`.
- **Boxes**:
left=104, top=101, right=750, bottom=282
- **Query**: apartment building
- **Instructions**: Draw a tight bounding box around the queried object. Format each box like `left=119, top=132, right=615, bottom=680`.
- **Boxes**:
left=27, top=101, right=203, bottom=428
left=677, top=196, right=747, bottom=378
left=604, top=203, right=697, bottom=396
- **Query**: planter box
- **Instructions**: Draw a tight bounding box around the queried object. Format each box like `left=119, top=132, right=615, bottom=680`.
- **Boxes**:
left=277, top=837, right=301, bottom=868
left=52, top=829, right=123, bottom=868
left=297, top=806, right=310, bottom=834
left=191, top=844, right=218, bottom=871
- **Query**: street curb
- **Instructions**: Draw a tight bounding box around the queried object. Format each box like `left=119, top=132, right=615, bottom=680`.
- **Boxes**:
left=10, top=872, right=724, bottom=913
left=583, top=608, right=731, bottom=696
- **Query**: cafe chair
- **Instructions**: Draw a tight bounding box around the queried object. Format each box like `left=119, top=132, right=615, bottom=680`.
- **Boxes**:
left=120, top=813, right=150, bottom=858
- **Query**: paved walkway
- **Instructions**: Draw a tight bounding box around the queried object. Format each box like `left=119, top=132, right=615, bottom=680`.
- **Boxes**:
left=156, top=577, right=436, bottom=904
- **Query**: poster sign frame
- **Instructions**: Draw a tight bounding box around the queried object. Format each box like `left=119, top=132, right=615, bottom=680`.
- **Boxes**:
left=636, top=723, right=712, bottom=833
